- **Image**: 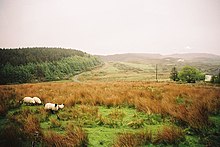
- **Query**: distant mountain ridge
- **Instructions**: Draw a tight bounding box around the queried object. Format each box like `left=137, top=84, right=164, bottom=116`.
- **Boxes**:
left=98, top=53, right=220, bottom=62
left=166, top=53, right=220, bottom=60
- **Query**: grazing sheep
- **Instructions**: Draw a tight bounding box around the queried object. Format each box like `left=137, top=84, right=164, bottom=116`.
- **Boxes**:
left=33, top=97, right=42, bottom=104
left=44, top=103, right=59, bottom=113
left=23, top=97, right=35, bottom=105
left=58, top=104, right=64, bottom=109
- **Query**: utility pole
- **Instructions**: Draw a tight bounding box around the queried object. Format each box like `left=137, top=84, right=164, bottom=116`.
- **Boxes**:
left=156, top=64, right=158, bottom=82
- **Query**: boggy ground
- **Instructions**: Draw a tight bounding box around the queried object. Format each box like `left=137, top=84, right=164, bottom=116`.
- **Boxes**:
left=0, top=81, right=220, bottom=146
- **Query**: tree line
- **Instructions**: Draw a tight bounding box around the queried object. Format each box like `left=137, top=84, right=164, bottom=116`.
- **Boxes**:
left=0, top=47, right=86, bottom=66
left=170, top=65, right=220, bottom=84
left=0, top=48, right=103, bottom=84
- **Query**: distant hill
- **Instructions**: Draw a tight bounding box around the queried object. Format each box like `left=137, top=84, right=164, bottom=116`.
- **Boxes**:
left=166, top=53, right=220, bottom=60
left=99, top=53, right=163, bottom=62
left=98, top=53, right=220, bottom=76
left=98, top=53, right=220, bottom=63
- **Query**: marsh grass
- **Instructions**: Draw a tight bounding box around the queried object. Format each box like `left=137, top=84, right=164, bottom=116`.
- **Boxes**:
left=113, top=130, right=153, bottom=147
left=154, top=125, right=185, bottom=145
left=0, top=81, right=220, bottom=146
left=0, top=123, right=24, bottom=147
left=0, top=86, right=21, bottom=116
left=42, top=125, right=88, bottom=147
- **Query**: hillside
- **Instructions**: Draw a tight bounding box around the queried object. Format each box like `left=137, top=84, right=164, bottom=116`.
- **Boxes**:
left=166, top=53, right=220, bottom=60
left=0, top=47, right=86, bottom=66
left=98, top=53, right=220, bottom=75
left=0, top=48, right=103, bottom=84
left=99, top=53, right=220, bottom=62
left=99, top=53, right=163, bottom=62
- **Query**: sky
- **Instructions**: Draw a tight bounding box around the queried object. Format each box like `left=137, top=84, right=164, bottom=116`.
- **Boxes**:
left=0, top=0, right=220, bottom=55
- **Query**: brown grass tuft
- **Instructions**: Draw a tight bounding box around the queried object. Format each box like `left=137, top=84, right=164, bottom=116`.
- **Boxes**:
left=113, top=130, right=152, bottom=147
left=0, top=124, right=24, bottom=147
left=154, top=125, right=185, bottom=145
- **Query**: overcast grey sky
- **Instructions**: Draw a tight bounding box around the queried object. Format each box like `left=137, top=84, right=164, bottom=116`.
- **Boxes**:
left=0, top=0, right=220, bottom=55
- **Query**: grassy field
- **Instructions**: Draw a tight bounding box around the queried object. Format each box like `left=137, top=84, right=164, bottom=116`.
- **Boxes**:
left=0, top=80, right=220, bottom=146
left=77, top=62, right=171, bottom=82
left=0, top=61, right=220, bottom=146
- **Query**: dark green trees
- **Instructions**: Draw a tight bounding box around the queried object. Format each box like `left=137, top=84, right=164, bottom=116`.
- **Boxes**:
left=170, top=67, right=179, bottom=81
left=211, top=70, right=220, bottom=84
left=178, top=66, right=204, bottom=83
left=170, top=66, right=204, bottom=83
left=0, top=48, right=103, bottom=84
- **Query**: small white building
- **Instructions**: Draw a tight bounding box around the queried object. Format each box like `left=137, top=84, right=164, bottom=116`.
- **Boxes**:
left=205, top=75, right=212, bottom=82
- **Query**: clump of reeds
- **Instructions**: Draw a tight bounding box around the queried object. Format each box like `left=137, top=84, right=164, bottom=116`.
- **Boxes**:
left=135, top=98, right=162, bottom=114
left=65, top=124, right=89, bottom=146
left=0, top=123, right=24, bottom=147
left=186, top=101, right=209, bottom=130
left=108, top=108, right=125, bottom=120
left=127, top=119, right=145, bottom=129
left=113, top=130, right=152, bottom=147
left=0, top=86, right=21, bottom=116
left=42, top=131, right=65, bottom=147
left=154, top=125, right=185, bottom=145
left=43, top=124, right=89, bottom=146
left=50, top=118, right=61, bottom=128
left=24, top=114, right=41, bottom=136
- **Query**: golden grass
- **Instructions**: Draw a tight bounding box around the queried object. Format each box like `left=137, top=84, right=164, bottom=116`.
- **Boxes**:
left=113, top=130, right=152, bottom=147
left=154, top=125, right=185, bottom=145
left=42, top=125, right=88, bottom=147
left=1, top=81, right=220, bottom=130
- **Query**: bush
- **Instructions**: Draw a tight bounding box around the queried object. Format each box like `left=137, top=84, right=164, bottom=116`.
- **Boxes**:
left=178, top=66, right=204, bottom=83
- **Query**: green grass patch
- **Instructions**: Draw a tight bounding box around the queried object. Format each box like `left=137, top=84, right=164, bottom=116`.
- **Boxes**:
left=2, top=103, right=215, bottom=146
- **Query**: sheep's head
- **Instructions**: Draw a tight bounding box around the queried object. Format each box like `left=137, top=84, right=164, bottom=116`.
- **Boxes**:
left=58, top=104, right=64, bottom=109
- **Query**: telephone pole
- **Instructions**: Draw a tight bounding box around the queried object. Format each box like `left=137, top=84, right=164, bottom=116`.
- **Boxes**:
left=156, top=64, right=158, bottom=82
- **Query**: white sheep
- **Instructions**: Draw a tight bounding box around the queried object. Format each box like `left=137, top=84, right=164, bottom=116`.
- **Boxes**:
left=58, top=104, right=64, bottom=109
left=33, top=97, right=42, bottom=104
left=44, top=103, right=59, bottom=112
left=23, top=97, right=35, bottom=105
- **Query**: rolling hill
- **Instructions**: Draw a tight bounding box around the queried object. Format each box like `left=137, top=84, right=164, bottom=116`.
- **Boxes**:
left=98, top=53, right=220, bottom=75
left=99, top=53, right=220, bottom=62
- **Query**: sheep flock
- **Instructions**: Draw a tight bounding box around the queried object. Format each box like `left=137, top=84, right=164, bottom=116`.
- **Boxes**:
left=22, top=96, right=64, bottom=113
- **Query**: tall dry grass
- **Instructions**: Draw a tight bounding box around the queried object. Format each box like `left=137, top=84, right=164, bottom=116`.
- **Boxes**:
left=42, top=125, right=88, bottom=147
left=0, top=123, right=24, bottom=147
left=154, top=125, right=185, bottom=145
left=0, top=86, right=21, bottom=115
left=113, top=130, right=152, bottom=147
left=1, top=81, right=220, bottom=130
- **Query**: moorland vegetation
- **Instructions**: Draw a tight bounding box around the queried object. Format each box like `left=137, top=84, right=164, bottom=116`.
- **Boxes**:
left=0, top=82, right=220, bottom=146
left=0, top=48, right=220, bottom=146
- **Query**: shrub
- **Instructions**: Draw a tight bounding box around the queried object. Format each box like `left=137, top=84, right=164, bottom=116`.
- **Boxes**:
left=178, top=66, right=204, bottom=83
